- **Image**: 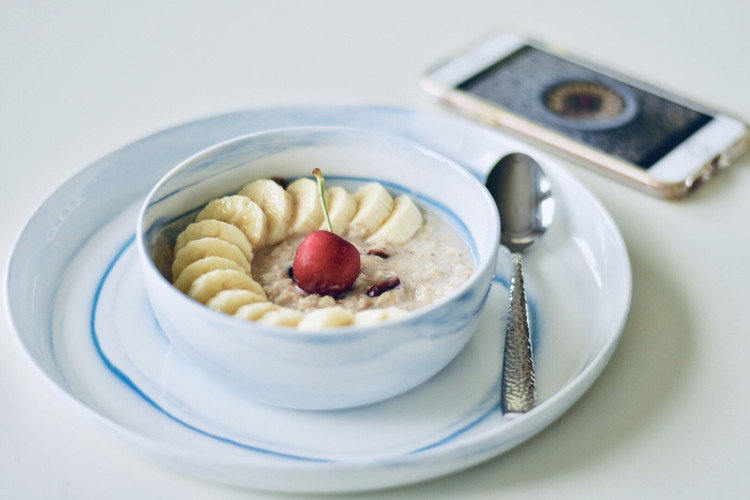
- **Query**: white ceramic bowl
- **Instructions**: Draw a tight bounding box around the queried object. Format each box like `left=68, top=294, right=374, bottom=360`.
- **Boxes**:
left=137, top=126, right=500, bottom=410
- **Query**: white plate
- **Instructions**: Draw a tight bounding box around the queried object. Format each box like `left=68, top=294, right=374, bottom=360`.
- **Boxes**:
left=6, top=105, right=631, bottom=493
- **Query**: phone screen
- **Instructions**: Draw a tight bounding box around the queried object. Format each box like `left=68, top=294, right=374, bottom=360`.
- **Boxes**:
left=457, top=45, right=712, bottom=168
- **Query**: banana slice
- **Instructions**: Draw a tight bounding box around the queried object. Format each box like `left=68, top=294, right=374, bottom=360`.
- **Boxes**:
left=256, top=307, right=305, bottom=327
left=349, top=183, right=394, bottom=237
left=151, top=233, right=173, bottom=281
left=297, top=306, right=354, bottom=330
left=206, top=289, right=267, bottom=314
left=234, top=302, right=280, bottom=321
left=320, top=186, right=357, bottom=234
left=173, top=256, right=246, bottom=293
left=353, top=307, right=411, bottom=326
left=287, top=178, right=324, bottom=235
left=196, top=195, right=268, bottom=249
left=187, top=269, right=267, bottom=304
left=367, top=195, right=424, bottom=244
left=238, top=179, right=293, bottom=246
left=174, top=220, right=254, bottom=263
left=172, top=237, right=251, bottom=281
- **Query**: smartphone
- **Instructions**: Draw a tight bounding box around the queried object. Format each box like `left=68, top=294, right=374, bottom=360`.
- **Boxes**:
left=420, top=33, right=749, bottom=198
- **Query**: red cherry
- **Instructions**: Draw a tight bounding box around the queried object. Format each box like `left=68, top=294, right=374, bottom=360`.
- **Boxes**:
left=292, top=230, right=361, bottom=295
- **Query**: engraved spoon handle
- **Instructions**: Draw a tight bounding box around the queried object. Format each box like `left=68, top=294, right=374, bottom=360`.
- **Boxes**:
left=501, top=252, right=536, bottom=415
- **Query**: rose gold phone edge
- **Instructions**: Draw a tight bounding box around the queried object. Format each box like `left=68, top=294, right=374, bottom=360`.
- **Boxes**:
left=420, top=37, right=750, bottom=199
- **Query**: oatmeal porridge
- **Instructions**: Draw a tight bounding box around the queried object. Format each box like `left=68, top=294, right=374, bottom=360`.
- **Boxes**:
left=168, top=176, right=475, bottom=328
left=252, top=210, right=474, bottom=313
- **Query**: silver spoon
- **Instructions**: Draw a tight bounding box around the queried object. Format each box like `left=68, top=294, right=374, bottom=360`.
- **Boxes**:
left=485, top=152, right=555, bottom=416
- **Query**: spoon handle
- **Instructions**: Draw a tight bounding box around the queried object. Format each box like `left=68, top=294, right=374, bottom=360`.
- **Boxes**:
left=501, top=252, right=536, bottom=415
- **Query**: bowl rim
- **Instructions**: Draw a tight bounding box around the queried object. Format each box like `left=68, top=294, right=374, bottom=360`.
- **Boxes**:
left=136, top=125, right=500, bottom=339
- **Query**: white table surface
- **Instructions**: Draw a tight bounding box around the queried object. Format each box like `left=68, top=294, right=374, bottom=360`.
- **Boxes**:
left=2, top=1, right=749, bottom=498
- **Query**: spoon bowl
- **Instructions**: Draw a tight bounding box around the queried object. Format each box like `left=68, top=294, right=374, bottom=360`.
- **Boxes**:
left=486, top=153, right=555, bottom=252
left=486, top=152, right=555, bottom=415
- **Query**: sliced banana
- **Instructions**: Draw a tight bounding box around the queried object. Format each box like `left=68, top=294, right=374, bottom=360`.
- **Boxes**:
left=238, top=179, right=293, bottom=247
left=320, top=186, right=357, bottom=234
left=173, top=256, right=246, bottom=293
left=287, top=178, right=324, bottom=235
left=353, top=307, right=411, bottom=326
left=174, top=220, right=254, bottom=263
left=256, top=307, right=305, bottom=327
left=206, top=289, right=267, bottom=314
left=187, top=269, right=267, bottom=304
left=151, top=233, right=173, bottom=281
left=172, top=237, right=251, bottom=281
left=367, top=195, right=424, bottom=244
left=297, top=306, right=354, bottom=330
left=234, top=302, right=280, bottom=321
left=169, top=179, right=429, bottom=329
left=349, top=183, right=394, bottom=237
left=196, top=195, right=268, bottom=249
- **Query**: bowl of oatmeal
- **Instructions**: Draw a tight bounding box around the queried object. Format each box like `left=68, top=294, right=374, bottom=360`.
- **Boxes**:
left=137, top=126, right=500, bottom=410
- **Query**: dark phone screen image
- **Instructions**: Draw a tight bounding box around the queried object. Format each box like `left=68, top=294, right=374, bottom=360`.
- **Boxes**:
left=458, top=45, right=712, bottom=168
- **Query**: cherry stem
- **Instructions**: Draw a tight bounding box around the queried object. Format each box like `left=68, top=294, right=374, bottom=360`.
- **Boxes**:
left=313, top=168, right=334, bottom=233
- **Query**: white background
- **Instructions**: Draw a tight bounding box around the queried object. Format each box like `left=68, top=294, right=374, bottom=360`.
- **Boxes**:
left=2, top=1, right=749, bottom=498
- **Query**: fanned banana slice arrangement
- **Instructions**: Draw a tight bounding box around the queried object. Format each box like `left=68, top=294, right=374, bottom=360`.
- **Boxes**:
left=169, top=177, right=425, bottom=329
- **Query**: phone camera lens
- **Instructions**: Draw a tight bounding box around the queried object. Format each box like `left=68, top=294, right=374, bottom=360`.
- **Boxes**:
left=539, top=79, right=638, bottom=131
left=544, top=81, right=624, bottom=120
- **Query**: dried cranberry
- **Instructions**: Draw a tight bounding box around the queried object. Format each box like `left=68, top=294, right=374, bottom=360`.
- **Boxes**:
left=367, top=277, right=400, bottom=297
left=367, top=249, right=390, bottom=259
